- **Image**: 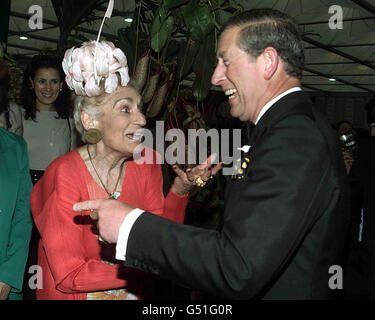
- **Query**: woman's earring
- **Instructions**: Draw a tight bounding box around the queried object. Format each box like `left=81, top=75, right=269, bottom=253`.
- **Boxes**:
left=85, top=128, right=102, bottom=144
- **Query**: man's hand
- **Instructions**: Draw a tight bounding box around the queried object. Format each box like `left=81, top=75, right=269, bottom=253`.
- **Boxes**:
left=342, top=151, right=355, bottom=175
left=0, top=282, right=11, bottom=300
left=73, top=199, right=135, bottom=244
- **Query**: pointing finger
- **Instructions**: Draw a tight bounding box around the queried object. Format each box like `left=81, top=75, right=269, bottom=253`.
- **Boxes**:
left=73, top=199, right=103, bottom=212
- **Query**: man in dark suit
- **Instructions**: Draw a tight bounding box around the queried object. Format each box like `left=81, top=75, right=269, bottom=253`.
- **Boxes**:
left=344, top=98, right=375, bottom=299
left=74, top=9, right=350, bottom=299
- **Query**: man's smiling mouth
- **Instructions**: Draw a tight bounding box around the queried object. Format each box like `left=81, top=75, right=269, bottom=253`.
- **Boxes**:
left=225, top=88, right=237, bottom=100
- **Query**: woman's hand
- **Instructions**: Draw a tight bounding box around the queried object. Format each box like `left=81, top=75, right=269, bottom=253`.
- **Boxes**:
left=0, top=281, right=11, bottom=300
left=171, top=154, right=224, bottom=196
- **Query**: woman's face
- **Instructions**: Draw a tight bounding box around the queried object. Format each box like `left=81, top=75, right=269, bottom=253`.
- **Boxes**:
left=97, top=85, right=146, bottom=158
left=30, top=67, right=63, bottom=111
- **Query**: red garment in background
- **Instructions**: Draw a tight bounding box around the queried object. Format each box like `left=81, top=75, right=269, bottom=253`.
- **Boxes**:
left=30, top=149, right=188, bottom=300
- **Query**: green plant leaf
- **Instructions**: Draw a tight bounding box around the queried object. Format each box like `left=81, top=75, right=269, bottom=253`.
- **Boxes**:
left=164, top=0, right=189, bottom=11
left=192, top=31, right=216, bottom=101
left=150, top=6, right=172, bottom=53
left=116, top=27, right=137, bottom=72
left=213, top=0, right=226, bottom=6
left=176, top=37, right=200, bottom=80
left=182, top=2, right=215, bottom=42
left=150, top=7, right=165, bottom=37
left=151, top=15, right=174, bottom=53
left=165, top=15, right=176, bottom=37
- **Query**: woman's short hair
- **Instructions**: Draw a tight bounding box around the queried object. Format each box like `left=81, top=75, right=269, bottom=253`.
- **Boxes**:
left=72, top=88, right=106, bottom=140
left=72, top=79, right=139, bottom=141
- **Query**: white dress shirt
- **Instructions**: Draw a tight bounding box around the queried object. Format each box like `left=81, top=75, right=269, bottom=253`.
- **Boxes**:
left=116, top=87, right=302, bottom=261
left=254, top=87, right=301, bottom=124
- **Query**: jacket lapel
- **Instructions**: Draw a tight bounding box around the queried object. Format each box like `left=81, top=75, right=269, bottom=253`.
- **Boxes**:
left=231, top=91, right=314, bottom=180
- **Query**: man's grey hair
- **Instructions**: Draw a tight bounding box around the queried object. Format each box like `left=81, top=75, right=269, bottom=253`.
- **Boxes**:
left=222, top=8, right=305, bottom=80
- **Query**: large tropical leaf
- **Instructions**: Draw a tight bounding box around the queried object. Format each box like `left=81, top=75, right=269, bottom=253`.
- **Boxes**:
left=212, top=0, right=226, bottom=6
left=164, top=0, right=189, bottom=11
left=182, top=1, right=214, bottom=42
left=150, top=6, right=173, bottom=53
left=176, top=37, right=200, bottom=80
left=116, top=27, right=137, bottom=72
left=192, top=31, right=216, bottom=101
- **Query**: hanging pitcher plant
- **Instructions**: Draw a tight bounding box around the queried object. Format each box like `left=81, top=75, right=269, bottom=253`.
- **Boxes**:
left=118, top=0, right=244, bottom=122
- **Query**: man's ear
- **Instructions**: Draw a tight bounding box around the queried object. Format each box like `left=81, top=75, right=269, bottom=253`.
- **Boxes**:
left=81, top=111, right=96, bottom=131
left=262, top=47, right=279, bottom=80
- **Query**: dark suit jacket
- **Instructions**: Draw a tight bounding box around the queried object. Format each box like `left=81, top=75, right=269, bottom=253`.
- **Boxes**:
left=124, top=91, right=350, bottom=299
left=345, top=136, right=375, bottom=297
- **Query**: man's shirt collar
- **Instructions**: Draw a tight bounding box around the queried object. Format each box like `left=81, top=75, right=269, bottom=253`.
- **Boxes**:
left=254, top=87, right=302, bottom=125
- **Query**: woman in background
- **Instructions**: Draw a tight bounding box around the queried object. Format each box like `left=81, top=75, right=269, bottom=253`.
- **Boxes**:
left=0, top=58, right=23, bottom=135
left=19, top=54, right=80, bottom=300
left=20, top=54, right=80, bottom=185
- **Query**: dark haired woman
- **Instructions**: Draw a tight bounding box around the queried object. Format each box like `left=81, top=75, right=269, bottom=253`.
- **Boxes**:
left=19, top=55, right=80, bottom=300
left=20, top=54, right=80, bottom=185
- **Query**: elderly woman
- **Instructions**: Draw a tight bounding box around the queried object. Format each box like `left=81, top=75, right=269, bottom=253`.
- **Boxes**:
left=30, top=41, right=220, bottom=300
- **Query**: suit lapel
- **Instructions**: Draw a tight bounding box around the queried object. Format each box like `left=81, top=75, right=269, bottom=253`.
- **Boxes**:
left=250, top=91, right=314, bottom=146
left=231, top=91, right=314, bottom=180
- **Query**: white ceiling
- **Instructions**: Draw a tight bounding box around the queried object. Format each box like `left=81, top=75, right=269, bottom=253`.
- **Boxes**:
left=6, top=0, right=375, bottom=94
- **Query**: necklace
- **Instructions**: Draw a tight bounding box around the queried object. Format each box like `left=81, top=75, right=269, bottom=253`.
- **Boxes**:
left=86, top=144, right=126, bottom=200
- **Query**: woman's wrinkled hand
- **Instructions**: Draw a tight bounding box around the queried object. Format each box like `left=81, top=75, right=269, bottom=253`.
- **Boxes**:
left=171, top=154, right=224, bottom=196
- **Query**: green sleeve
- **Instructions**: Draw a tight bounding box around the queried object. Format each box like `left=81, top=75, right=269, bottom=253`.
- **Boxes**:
left=0, top=137, right=32, bottom=293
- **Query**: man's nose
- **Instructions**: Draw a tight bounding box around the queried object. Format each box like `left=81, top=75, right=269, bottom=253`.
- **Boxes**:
left=211, top=63, right=225, bottom=86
